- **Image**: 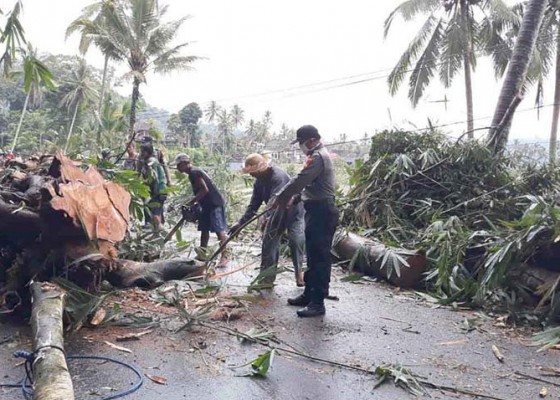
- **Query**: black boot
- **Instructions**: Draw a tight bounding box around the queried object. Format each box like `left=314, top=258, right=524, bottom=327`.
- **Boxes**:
left=296, top=302, right=325, bottom=318
left=287, top=294, right=309, bottom=307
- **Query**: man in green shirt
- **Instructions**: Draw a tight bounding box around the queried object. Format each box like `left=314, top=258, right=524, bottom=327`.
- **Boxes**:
left=138, top=142, right=167, bottom=230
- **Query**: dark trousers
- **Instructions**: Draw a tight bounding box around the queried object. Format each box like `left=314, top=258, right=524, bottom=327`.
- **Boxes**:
left=303, top=199, right=339, bottom=303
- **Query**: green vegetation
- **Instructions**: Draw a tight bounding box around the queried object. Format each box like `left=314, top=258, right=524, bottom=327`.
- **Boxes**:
left=343, top=129, right=560, bottom=321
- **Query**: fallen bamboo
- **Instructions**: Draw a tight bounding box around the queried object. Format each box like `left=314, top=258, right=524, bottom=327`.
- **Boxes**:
left=31, top=282, right=74, bottom=400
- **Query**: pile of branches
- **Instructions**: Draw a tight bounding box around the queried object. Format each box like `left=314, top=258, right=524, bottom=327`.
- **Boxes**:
left=343, top=129, right=560, bottom=320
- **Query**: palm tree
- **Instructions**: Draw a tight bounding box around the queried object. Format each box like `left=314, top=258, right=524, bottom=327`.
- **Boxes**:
left=523, top=2, right=560, bottom=162
left=66, top=0, right=120, bottom=119
left=217, top=108, right=233, bottom=154
left=0, top=1, right=26, bottom=77
left=487, top=0, right=548, bottom=153
left=74, top=0, right=198, bottom=141
left=205, top=100, right=221, bottom=123
left=230, top=104, right=244, bottom=128
left=385, top=0, right=515, bottom=137
left=59, top=59, right=98, bottom=151
left=99, top=96, right=130, bottom=147
left=11, top=45, right=55, bottom=152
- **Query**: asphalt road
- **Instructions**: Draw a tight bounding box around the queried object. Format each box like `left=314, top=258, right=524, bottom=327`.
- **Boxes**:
left=1, top=260, right=559, bottom=400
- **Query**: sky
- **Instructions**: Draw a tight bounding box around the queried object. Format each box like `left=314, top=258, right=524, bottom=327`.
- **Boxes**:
left=14, top=0, right=555, bottom=144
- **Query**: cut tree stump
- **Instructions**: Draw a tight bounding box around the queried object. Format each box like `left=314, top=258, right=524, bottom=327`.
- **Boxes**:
left=333, top=232, right=427, bottom=288
left=31, top=282, right=74, bottom=400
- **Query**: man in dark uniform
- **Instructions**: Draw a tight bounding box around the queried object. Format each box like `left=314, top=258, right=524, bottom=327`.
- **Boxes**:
left=229, top=153, right=305, bottom=286
left=273, top=125, right=339, bottom=318
left=175, top=153, right=229, bottom=267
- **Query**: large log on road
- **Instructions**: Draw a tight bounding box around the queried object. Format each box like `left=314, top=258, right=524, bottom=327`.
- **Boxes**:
left=107, top=258, right=206, bottom=288
left=333, top=232, right=427, bottom=288
left=31, top=282, right=74, bottom=400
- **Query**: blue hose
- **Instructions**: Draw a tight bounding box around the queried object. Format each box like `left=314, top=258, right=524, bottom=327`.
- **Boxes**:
left=0, top=351, right=144, bottom=400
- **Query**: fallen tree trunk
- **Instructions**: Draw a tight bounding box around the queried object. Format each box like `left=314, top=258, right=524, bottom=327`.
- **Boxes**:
left=332, top=232, right=427, bottom=288
left=0, top=199, right=42, bottom=240
left=31, top=282, right=74, bottom=400
left=107, top=258, right=206, bottom=289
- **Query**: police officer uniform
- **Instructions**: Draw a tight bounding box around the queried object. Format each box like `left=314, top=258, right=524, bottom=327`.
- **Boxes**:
left=275, top=125, right=339, bottom=317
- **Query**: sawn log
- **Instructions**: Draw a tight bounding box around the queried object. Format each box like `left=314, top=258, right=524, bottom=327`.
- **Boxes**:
left=332, top=232, right=427, bottom=288
left=30, top=282, right=74, bottom=400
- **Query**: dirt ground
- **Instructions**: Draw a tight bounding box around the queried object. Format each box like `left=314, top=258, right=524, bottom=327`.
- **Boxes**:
left=1, top=234, right=560, bottom=400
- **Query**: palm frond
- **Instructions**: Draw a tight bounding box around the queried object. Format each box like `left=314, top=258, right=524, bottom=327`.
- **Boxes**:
left=145, top=16, right=189, bottom=56
left=408, top=19, right=444, bottom=106
left=439, top=13, right=465, bottom=87
left=384, top=0, right=440, bottom=38
left=388, top=15, right=440, bottom=96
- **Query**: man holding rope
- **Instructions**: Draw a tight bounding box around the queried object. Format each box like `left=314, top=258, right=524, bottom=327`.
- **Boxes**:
left=229, top=153, right=305, bottom=287
left=272, top=125, right=339, bottom=318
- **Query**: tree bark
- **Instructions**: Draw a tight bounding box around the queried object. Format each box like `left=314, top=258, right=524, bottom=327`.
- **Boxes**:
left=0, top=199, right=42, bottom=241
left=487, top=0, right=547, bottom=153
left=30, top=282, right=74, bottom=400
left=98, top=55, right=109, bottom=118
left=461, top=0, right=474, bottom=138
left=128, top=77, right=140, bottom=139
left=11, top=90, right=30, bottom=152
left=332, top=232, right=427, bottom=288
left=549, top=28, right=560, bottom=163
left=106, top=258, right=206, bottom=289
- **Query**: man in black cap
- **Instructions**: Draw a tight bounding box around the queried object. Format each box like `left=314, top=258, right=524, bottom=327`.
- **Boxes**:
left=138, top=136, right=172, bottom=186
left=273, top=125, right=339, bottom=317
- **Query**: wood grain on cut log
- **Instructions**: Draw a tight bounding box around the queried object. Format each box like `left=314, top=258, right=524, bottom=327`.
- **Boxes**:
left=333, top=232, right=427, bottom=288
left=31, top=282, right=74, bottom=400
left=47, top=152, right=130, bottom=245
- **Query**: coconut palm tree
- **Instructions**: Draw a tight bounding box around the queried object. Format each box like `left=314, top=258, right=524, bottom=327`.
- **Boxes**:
left=487, top=0, right=548, bottom=153
left=230, top=104, right=244, bottom=128
left=99, top=96, right=130, bottom=148
left=59, top=59, right=98, bottom=151
left=217, top=108, right=233, bottom=154
left=0, top=1, right=26, bottom=77
left=74, top=0, right=198, bottom=141
left=11, top=45, right=55, bottom=152
left=66, top=0, right=121, bottom=119
left=385, top=0, right=516, bottom=137
left=205, top=100, right=221, bottom=123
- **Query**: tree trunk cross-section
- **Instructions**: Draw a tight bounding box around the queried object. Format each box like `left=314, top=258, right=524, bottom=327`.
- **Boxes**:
left=31, top=282, right=74, bottom=400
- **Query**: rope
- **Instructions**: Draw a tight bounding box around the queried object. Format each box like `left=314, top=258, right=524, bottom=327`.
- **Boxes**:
left=0, top=350, right=143, bottom=400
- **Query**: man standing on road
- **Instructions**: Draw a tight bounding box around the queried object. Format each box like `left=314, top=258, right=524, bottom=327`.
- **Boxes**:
left=229, top=153, right=305, bottom=287
left=138, top=142, right=167, bottom=231
left=273, top=125, right=339, bottom=318
left=175, top=153, right=230, bottom=268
